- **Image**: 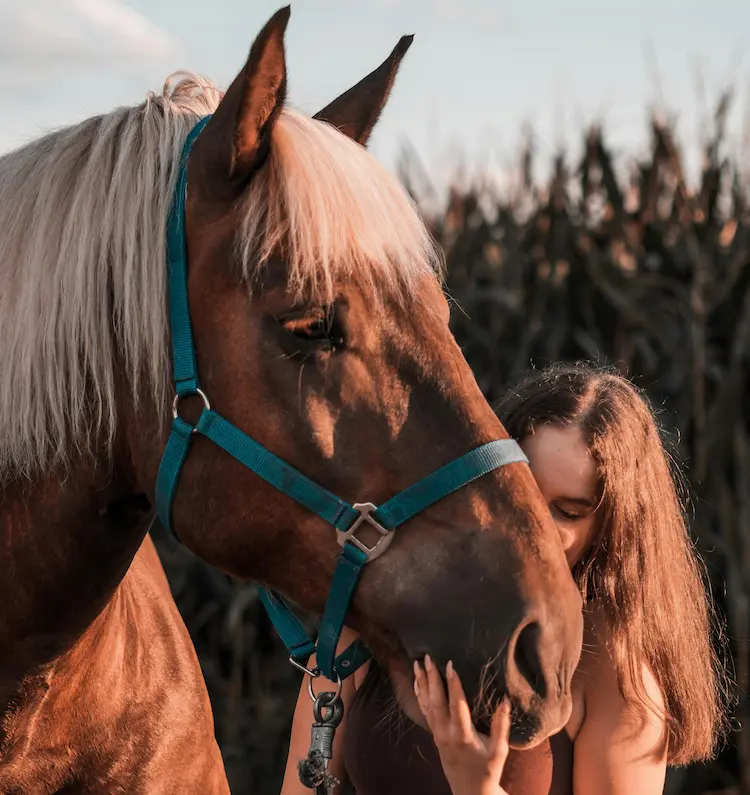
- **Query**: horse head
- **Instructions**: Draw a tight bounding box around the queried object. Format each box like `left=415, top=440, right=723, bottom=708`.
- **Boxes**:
left=119, top=7, right=583, bottom=747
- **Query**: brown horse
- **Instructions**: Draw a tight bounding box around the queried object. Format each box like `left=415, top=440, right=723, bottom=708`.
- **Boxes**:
left=0, top=7, right=583, bottom=793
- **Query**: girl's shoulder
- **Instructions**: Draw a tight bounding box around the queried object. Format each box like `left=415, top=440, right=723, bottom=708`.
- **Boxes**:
left=570, top=604, right=666, bottom=749
left=578, top=605, right=663, bottom=703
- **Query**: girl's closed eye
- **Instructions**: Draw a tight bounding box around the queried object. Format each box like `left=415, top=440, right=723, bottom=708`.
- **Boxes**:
left=552, top=503, right=587, bottom=522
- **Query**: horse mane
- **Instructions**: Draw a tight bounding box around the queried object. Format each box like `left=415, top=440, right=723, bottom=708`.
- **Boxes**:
left=239, top=105, right=442, bottom=302
left=0, top=73, right=443, bottom=484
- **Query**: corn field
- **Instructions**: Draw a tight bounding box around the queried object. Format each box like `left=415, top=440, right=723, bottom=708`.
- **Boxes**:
left=152, top=98, right=749, bottom=795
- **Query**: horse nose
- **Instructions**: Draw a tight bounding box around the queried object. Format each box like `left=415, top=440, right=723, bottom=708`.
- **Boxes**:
left=512, top=621, right=549, bottom=698
left=505, top=603, right=583, bottom=719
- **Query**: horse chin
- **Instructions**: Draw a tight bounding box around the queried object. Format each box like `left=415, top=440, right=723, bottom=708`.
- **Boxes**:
left=505, top=695, right=573, bottom=751
left=384, top=658, right=429, bottom=730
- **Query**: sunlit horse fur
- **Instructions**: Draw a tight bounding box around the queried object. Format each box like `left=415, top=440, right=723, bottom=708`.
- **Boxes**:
left=0, top=7, right=583, bottom=793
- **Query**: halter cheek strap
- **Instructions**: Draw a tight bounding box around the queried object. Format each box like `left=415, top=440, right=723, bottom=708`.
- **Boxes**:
left=155, top=115, right=529, bottom=681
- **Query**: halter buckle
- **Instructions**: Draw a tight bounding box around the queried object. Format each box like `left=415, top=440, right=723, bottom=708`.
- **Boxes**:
left=337, top=503, right=394, bottom=562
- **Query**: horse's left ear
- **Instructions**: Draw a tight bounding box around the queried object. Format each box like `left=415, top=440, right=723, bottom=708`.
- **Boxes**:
left=314, top=35, right=413, bottom=146
left=194, top=6, right=290, bottom=188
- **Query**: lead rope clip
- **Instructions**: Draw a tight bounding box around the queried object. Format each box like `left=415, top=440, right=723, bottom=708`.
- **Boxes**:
left=298, top=675, right=344, bottom=795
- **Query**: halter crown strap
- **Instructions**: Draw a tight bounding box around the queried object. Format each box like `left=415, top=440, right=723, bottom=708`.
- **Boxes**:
left=155, top=116, right=529, bottom=682
left=166, top=115, right=212, bottom=396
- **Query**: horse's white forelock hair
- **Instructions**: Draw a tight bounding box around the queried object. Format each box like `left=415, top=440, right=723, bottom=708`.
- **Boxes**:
left=0, top=72, right=443, bottom=484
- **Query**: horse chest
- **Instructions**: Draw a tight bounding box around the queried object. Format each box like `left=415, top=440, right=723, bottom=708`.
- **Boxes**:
left=0, top=675, right=229, bottom=795
left=0, top=542, right=230, bottom=795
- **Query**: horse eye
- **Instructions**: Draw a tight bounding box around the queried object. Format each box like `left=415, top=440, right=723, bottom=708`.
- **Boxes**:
left=286, top=315, right=328, bottom=340
left=279, top=307, right=341, bottom=347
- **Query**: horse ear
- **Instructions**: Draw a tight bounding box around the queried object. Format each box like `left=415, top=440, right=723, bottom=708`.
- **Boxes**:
left=313, top=35, right=413, bottom=146
left=197, top=6, right=290, bottom=185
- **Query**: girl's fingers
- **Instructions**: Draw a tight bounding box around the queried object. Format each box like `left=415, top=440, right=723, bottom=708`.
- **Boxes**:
left=424, top=654, right=451, bottom=728
left=488, top=697, right=512, bottom=764
left=446, top=661, right=475, bottom=745
left=413, top=660, right=430, bottom=718
left=413, top=656, right=452, bottom=741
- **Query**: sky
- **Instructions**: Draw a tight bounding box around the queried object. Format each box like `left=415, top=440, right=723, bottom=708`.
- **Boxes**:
left=1, top=0, right=749, bottom=191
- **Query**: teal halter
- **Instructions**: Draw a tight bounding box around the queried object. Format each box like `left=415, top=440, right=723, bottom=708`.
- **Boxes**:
left=154, top=116, right=529, bottom=682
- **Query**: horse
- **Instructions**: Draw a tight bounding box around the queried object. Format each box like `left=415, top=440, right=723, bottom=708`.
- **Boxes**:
left=0, top=7, right=583, bottom=793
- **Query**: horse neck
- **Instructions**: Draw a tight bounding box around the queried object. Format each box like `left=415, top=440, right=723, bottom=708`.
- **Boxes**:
left=0, top=450, right=152, bottom=684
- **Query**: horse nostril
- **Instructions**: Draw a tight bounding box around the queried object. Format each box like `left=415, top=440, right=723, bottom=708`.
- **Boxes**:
left=513, top=621, right=547, bottom=699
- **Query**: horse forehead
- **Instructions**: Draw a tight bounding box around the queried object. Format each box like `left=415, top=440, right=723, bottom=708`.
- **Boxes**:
left=419, top=275, right=451, bottom=323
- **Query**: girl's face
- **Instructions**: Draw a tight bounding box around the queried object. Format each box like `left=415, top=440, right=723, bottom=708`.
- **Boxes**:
left=521, top=423, right=599, bottom=568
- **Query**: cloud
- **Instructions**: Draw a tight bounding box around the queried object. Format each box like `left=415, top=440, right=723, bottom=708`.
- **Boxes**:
left=0, top=0, right=182, bottom=70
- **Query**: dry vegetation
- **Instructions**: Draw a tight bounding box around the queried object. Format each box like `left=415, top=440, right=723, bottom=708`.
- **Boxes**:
left=153, top=99, right=749, bottom=795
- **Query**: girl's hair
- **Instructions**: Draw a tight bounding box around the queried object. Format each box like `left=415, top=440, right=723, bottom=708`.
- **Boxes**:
left=496, top=362, right=730, bottom=765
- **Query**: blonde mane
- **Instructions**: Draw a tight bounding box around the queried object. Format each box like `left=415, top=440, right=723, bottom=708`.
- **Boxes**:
left=0, top=73, right=443, bottom=483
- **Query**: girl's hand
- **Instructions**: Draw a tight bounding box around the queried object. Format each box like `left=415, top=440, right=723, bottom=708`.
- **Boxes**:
left=414, top=655, right=511, bottom=795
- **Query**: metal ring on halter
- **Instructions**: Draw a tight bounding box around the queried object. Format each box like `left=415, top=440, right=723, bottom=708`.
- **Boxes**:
left=172, top=389, right=211, bottom=434
left=307, top=669, right=343, bottom=703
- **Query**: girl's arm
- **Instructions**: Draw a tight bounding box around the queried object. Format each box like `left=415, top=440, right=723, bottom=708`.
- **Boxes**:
left=280, top=626, right=364, bottom=795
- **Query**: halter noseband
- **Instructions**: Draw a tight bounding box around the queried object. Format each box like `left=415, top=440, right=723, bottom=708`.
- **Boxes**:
left=154, top=116, right=528, bottom=681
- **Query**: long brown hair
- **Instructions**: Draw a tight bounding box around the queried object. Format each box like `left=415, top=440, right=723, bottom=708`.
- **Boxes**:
left=496, top=362, right=729, bottom=764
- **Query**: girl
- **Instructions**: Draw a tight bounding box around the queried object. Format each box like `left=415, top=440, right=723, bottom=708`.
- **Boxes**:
left=281, top=363, right=728, bottom=795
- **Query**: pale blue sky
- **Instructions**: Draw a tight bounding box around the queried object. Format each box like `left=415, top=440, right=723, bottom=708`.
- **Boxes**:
left=1, top=0, right=749, bottom=188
